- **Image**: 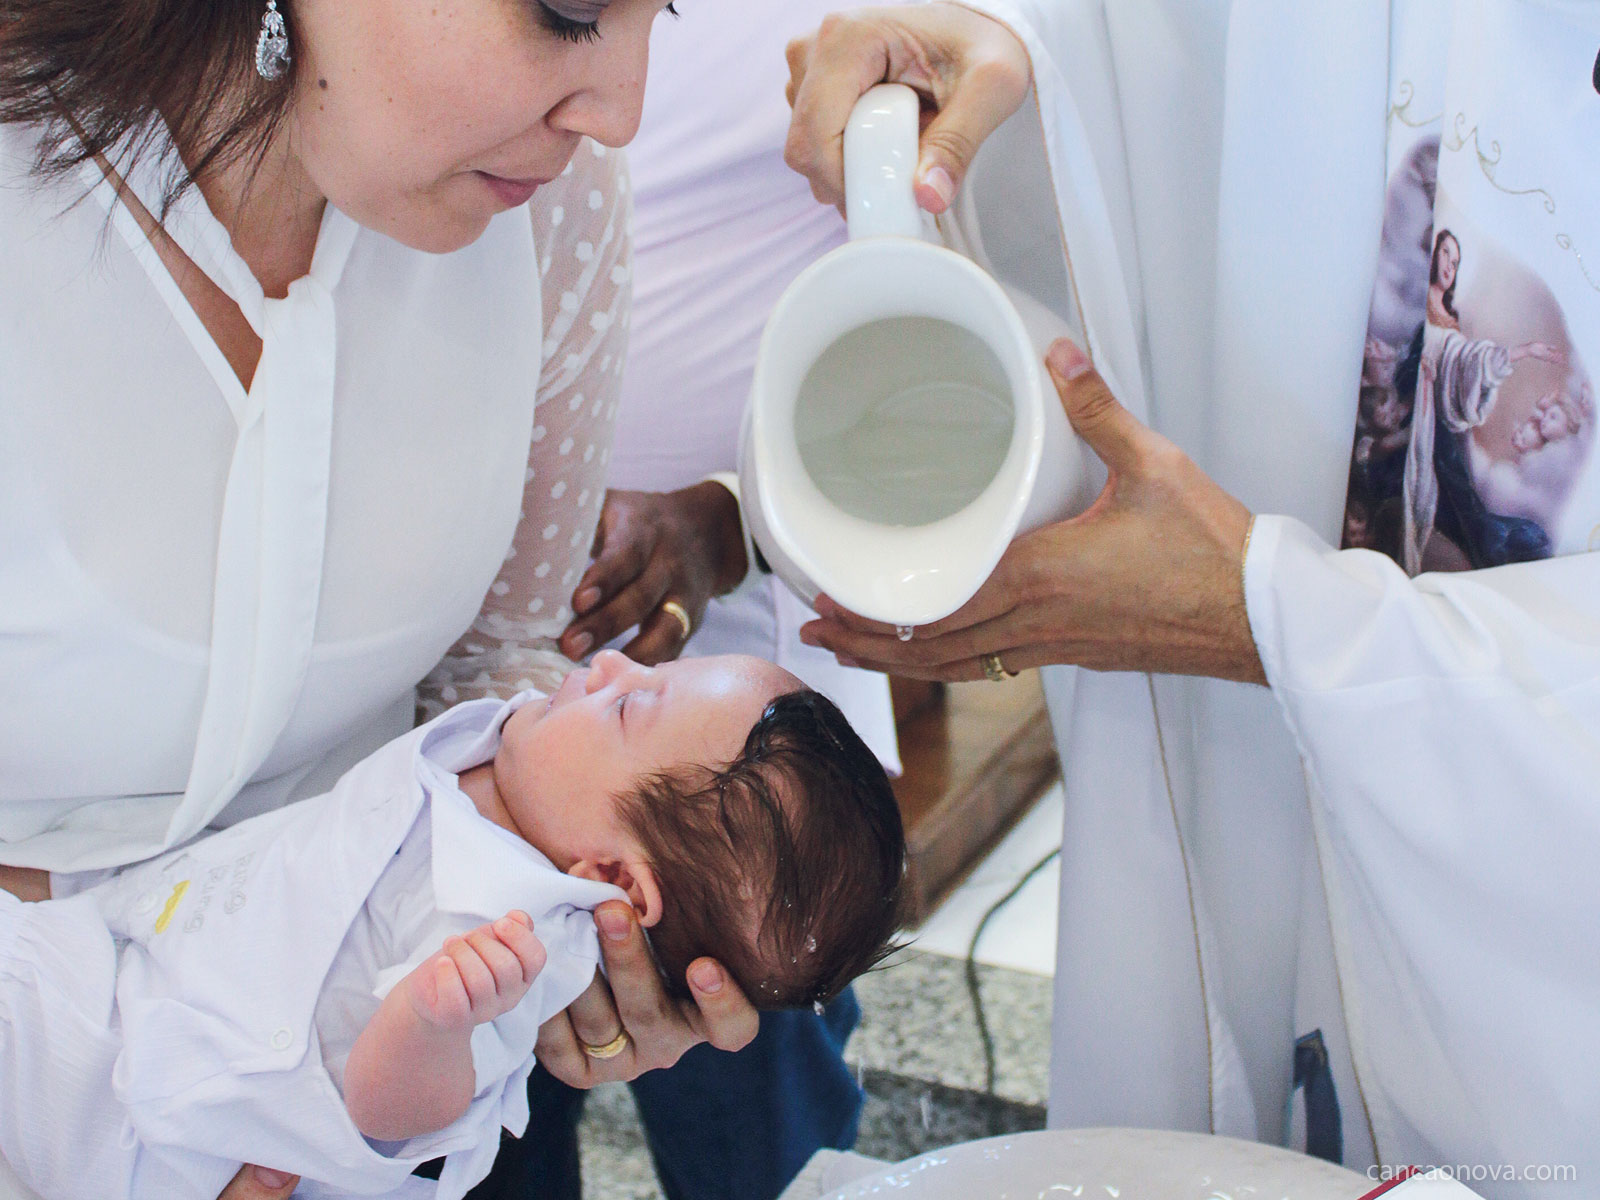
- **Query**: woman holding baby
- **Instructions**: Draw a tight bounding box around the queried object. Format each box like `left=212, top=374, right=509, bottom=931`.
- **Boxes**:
left=0, top=0, right=767, bottom=1196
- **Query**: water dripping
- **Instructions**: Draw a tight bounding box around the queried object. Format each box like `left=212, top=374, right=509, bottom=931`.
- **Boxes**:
left=813, top=999, right=826, bottom=1016
left=895, top=625, right=915, bottom=642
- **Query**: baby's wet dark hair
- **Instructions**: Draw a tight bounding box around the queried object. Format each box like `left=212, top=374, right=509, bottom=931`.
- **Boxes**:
left=615, top=689, right=906, bottom=1010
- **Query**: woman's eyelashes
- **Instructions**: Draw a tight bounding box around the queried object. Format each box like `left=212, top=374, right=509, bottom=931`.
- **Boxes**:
left=533, top=0, right=679, bottom=43
left=535, top=1, right=602, bottom=43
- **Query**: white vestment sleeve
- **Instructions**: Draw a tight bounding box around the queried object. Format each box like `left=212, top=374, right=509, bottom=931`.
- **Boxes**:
left=1246, top=514, right=1600, bottom=1177
left=956, top=0, right=1600, bottom=1179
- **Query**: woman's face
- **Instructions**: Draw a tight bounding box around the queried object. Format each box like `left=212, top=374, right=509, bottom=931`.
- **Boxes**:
left=1433, top=234, right=1460, bottom=291
left=284, top=0, right=664, bottom=252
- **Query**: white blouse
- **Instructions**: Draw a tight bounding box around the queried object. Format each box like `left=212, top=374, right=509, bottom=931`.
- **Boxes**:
left=0, top=125, right=629, bottom=875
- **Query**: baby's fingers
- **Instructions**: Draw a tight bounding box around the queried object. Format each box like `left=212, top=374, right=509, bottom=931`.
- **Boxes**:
left=494, top=911, right=547, bottom=985
left=444, top=934, right=499, bottom=1011
left=461, top=919, right=539, bottom=1008
left=425, top=955, right=472, bottom=1026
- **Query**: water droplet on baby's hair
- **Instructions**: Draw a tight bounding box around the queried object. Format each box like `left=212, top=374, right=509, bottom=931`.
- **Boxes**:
left=895, top=624, right=915, bottom=642
left=805, top=935, right=818, bottom=954
left=813, top=999, right=826, bottom=1016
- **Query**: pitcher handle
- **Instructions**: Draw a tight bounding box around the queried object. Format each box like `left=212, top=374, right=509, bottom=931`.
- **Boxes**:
left=844, top=83, right=924, bottom=241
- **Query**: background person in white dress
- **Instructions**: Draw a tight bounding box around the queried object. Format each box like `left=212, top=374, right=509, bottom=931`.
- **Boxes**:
left=0, top=0, right=763, bottom=1196
left=784, top=2, right=1599, bottom=1194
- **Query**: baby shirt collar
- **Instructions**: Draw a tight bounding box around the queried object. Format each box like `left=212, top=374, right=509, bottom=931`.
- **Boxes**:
left=413, top=691, right=630, bottom=923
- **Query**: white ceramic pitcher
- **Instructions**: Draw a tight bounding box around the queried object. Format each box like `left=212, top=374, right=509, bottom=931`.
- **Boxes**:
left=738, top=83, right=1090, bottom=627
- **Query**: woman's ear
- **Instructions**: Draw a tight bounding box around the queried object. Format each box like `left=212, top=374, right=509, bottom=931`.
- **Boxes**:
left=568, top=857, right=664, bottom=928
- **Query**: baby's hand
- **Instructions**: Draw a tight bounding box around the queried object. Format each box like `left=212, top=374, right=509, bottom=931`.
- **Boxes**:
left=406, top=911, right=547, bottom=1032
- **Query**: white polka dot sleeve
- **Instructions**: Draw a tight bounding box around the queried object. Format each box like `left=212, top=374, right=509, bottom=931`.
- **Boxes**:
left=417, top=141, right=631, bottom=720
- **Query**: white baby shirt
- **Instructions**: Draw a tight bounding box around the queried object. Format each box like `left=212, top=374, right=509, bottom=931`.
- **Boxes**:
left=77, top=692, right=625, bottom=1200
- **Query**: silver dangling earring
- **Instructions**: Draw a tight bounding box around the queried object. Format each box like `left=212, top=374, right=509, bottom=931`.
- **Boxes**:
left=255, top=0, right=291, bottom=81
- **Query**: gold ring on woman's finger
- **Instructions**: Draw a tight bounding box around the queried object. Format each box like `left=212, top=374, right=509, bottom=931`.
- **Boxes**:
left=981, top=652, right=1017, bottom=682
left=580, top=1030, right=631, bottom=1060
left=660, top=599, right=693, bottom=641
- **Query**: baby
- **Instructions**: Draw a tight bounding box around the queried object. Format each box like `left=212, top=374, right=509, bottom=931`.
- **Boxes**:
left=0, top=650, right=905, bottom=1200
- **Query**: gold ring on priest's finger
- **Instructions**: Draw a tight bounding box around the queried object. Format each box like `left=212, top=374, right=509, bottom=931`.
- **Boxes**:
left=580, top=1030, right=631, bottom=1060
left=660, top=599, right=693, bottom=641
left=982, top=652, right=1017, bottom=682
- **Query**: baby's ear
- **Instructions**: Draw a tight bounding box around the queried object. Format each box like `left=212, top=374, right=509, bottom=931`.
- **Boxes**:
left=569, top=857, right=664, bottom=929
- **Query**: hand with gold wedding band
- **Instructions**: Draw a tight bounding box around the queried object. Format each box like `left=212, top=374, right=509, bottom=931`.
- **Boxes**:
left=659, top=599, right=693, bottom=642
left=796, top=340, right=1267, bottom=685
left=561, top=483, right=747, bottom=667
left=535, top=900, right=759, bottom=1090
left=981, top=652, right=1017, bottom=682
left=580, top=1029, right=631, bottom=1060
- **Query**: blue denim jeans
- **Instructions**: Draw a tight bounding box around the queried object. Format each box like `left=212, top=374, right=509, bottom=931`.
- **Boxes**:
left=466, top=988, right=862, bottom=1200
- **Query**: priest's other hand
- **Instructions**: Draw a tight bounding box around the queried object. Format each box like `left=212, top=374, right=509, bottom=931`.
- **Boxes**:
left=784, top=3, right=1031, bottom=215
left=799, top=339, right=1268, bottom=686
left=560, top=482, right=747, bottom=666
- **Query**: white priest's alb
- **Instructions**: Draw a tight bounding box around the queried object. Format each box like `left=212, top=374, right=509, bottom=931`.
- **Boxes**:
left=950, top=0, right=1600, bottom=1191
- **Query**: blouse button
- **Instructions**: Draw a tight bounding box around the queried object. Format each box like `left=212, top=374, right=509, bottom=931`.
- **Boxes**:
left=270, top=1027, right=293, bottom=1051
left=134, top=891, right=161, bottom=914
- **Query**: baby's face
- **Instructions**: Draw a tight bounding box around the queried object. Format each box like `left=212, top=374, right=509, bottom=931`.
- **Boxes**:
left=491, top=651, right=802, bottom=882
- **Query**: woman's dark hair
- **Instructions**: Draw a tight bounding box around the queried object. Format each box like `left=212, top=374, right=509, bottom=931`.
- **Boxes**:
left=617, top=689, right=907, bottom=1011
left=1430, top=228, right=1460, bottom=320
left=0, top=0, right=298, bottom=214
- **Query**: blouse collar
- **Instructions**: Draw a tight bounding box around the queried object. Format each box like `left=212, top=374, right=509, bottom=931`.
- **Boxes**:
left=82, top=119, right=358, bottom=337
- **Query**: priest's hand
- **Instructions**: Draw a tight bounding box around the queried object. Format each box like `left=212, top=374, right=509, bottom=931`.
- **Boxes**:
left=784, top=3, right=1031, bottom=214
left=535, top=901, right=759, bottom=1088
left=560, top=482, right=747, bottom=666
left=799, top=340, right=1268, bottom=686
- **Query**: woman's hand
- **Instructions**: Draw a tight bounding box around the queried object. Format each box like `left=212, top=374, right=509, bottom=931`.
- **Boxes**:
left=784, top=3, right=1032, bottom=214
left=0, top=866, right=49, bottom=901
left=799, top=341, right=1267, bottom=685
left=535, top=901, right=759, bottom=1088
left=560, top=483, right=747, bottom=666
left=219, top=1166, right=298, bottom=1200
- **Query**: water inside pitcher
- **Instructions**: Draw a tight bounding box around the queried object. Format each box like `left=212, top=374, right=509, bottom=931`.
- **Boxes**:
left=793, top=315, right=1015, bottom=528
